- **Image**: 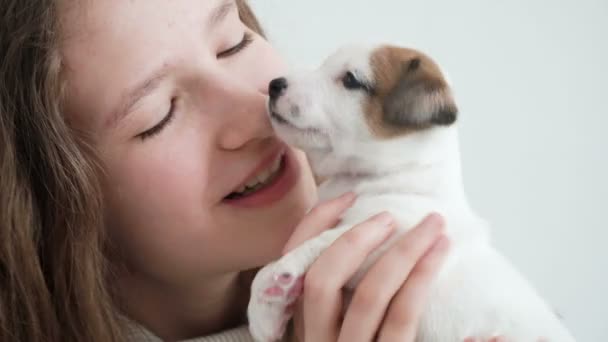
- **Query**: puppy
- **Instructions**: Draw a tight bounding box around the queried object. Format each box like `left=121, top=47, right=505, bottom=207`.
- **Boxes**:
left=247, top=44, right=576, bottom=342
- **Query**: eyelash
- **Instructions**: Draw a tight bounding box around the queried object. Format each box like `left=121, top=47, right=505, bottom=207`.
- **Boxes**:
left=137, top=97, right=177, bottom=141
left=217, top=32, right=254, bottom=58
left=137, top=33, right=255, bottom=141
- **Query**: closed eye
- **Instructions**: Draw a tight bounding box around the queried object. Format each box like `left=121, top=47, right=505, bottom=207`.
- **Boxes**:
left=136, top=98, right=177, bottom=141
left=217, top=32, right=254, bottom=58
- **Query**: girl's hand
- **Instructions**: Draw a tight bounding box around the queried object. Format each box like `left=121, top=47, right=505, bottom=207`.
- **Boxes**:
left=283, top=192, right=449, bottom=342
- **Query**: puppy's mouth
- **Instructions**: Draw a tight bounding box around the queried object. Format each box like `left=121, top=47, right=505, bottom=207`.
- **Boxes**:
left=269, top=110, right=323, bottom=136
left=270, top=111, right=292, bottom=126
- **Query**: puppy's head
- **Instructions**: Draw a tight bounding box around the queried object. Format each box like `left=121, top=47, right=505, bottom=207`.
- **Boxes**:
left=268, top=44, right=457, bottom=166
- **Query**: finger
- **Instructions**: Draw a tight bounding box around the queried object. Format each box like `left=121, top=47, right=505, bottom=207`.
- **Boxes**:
left=339, top=213, right=446, bottom=342
left=283, top=192, right=356, bottom=254
left=302, top=212, right=396, bottom=342
left=489, top=337, right=508, bottom=342
left=378, top=231, right=450, bottom=342
left=291, top=298, right=306, bottom=342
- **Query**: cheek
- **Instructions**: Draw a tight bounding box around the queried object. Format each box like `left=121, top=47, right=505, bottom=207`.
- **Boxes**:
left=101, top=137, right=219, bottom=275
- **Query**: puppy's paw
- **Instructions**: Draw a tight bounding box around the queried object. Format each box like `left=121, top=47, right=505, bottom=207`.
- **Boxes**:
left=248, top=262, right=304, bottom=342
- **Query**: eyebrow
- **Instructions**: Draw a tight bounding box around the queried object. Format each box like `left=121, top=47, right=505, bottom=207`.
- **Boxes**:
left=107, top=66, right=170, bottom=128
left=209, top=0, right=237, bottom=30
left=107, top=0, right=236, bottom=128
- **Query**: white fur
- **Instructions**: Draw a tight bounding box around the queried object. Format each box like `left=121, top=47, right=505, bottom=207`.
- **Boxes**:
left=248, top=45, right=577, bottom=342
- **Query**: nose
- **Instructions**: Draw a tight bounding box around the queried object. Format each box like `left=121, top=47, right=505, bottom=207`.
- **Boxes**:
left=268, top=77, right=288, bottom=100
left=218, top=92, right=275, bottom=151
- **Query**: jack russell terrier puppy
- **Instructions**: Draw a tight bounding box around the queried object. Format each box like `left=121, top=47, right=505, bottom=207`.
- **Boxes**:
left=247, top=44, right=577, bottom=342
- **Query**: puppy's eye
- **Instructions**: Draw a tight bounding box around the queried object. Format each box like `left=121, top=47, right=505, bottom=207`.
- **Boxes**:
left=342, top=71, right=365, bottom=90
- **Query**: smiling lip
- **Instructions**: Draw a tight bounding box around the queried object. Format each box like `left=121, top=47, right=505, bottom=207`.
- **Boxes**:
left=222, top=146, right=299, bottom=208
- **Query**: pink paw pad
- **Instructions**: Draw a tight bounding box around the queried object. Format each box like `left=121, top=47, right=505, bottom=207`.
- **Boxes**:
left=263, top=286, right=285, bottom=297
left=262, top=273, right=304, bottom=303
left=275, top=272, right=293, bottom=285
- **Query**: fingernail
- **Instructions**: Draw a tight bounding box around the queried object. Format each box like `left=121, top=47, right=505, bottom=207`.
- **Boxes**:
left=423, top=212, right=445, bottom=232
left=430, top=234, right=450, bottom=253
left=342, top=191, right=357, bottom=203
left=376, top=212, right=394, bottom=226
left=490, top=337, right=507, bottom=342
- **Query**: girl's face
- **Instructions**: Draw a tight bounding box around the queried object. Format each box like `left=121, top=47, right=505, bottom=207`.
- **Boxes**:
left=60, top=0, right=317, bottom=286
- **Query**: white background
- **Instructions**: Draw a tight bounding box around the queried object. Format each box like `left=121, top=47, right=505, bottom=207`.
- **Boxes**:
left=250, top=0, right=608, bottom=340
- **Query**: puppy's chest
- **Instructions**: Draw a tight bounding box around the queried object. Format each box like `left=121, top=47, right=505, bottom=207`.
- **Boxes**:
left=321, top=183, right=445, bottom=230
left=319, top=178, right=486, bottom=245
left=318, top=177, right=399, bottom=202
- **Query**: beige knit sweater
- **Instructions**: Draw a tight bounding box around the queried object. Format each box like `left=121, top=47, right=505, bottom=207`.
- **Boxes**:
left=127, top=323, right=255, bottom=342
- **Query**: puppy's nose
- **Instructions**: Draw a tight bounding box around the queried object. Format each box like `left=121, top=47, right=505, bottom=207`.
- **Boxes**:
left=269, top=77, right=288, bottom=100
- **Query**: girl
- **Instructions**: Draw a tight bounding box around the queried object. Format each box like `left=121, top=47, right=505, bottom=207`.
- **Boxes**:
left=0, top=0, right=452, bottom=341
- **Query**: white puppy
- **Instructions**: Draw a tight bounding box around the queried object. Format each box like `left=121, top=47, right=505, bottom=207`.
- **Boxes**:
left=247, top=44, right=576, bottom=342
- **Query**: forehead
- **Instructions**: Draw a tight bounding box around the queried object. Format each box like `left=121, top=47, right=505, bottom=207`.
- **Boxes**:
left=58, top=0, right=230, bottom=128
left=319, top=44, right=374, bottom=76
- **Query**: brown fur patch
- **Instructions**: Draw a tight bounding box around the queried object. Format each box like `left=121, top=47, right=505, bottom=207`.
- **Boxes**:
left=365, top=46, right=457, bottom=138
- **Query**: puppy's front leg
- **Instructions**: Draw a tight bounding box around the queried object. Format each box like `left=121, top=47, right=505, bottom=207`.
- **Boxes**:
left=248, top=225, right=351, bottom=342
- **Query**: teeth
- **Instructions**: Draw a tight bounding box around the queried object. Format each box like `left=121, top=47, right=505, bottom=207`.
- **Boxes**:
left=270, top=155, right=281, bottom=173
left=246, top=179, right=259, bottom=188
left=257, top=169, right=272, bottom=183
left=232, top=153, right=284, bottom=195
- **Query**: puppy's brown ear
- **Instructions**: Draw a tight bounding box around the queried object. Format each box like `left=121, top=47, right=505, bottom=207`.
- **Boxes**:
left=382, top=58, right=457, bottom=129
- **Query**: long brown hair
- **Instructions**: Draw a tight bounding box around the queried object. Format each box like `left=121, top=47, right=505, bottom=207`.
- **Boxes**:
left=0, top=1, right=265, bottom=341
